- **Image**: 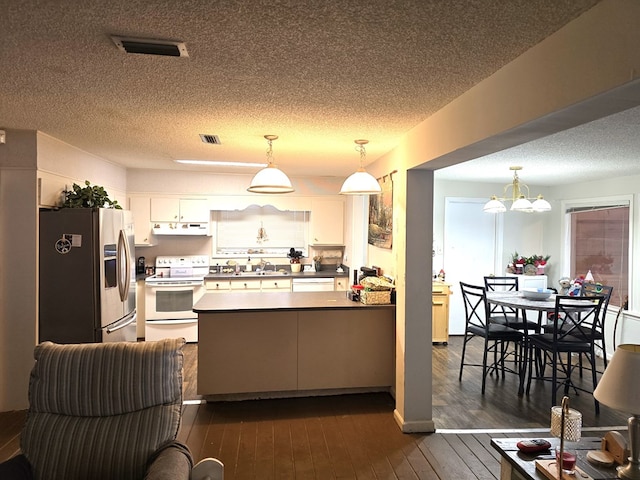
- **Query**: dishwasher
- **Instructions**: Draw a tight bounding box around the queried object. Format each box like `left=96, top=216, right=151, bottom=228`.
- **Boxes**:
left=291, top=278, right=335, bottom=292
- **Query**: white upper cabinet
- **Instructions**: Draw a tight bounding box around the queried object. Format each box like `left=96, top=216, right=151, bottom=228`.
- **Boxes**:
left=150, top=197, right=209, bottom=223
left=128, top=196, right=155, bottom=246
left=310, top=199, right=344, bottom=245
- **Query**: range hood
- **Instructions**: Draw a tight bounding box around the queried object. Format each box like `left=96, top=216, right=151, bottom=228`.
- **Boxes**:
left=152, top=222, right=210, bottom=236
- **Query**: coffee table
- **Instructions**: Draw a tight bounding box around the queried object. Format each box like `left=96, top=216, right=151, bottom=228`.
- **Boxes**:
left=491, top=437, right=619, bottom=480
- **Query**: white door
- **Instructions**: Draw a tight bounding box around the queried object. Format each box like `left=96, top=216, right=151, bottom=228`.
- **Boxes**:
left=444, top=198, right=502, bottom=334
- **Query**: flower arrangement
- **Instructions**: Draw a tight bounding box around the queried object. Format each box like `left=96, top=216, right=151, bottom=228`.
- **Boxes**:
left=507, top=251, right=550, bottom=275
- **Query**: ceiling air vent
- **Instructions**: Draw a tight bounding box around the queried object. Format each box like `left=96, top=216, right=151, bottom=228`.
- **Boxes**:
left=199, top=134, right=221, bottom=145
left=111, top=35, right=188, bottom=57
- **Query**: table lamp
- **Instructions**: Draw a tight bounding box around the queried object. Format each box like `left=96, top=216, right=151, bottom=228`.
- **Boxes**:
left=550, top=396, right=582, bottom=477
left=593, top=344, right=640, bottom=480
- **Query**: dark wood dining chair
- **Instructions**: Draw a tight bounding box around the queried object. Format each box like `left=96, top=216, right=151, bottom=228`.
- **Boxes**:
left=525, top=295, right=605, bottom=413
left=541, top=282, right=613, bottom=376
left=579, top=282, right=613, bottom=371
left=458, top=282, right=524, bottom=394
left=483, top=276, right=539, bottom=332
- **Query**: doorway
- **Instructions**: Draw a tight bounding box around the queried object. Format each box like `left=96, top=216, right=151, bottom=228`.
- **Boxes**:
left=444, top=198, right=502, bottom=334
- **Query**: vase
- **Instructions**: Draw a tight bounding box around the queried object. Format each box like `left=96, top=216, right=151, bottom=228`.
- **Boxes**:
left=314, top=261, right=321, bottom=272
left=291, top=263, right=301, bottom=273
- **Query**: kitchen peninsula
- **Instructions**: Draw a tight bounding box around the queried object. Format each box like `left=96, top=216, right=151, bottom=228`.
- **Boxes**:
left=194, top=291, right=395, bottom=400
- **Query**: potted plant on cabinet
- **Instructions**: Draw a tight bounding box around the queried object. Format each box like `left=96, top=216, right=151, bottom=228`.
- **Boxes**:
left=288, top=248, right=303, bottom=273
left=61, top=180, right=122, bottom=209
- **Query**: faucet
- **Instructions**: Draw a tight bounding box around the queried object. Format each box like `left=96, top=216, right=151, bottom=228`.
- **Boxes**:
left=259, top=260, right=275, bottom=273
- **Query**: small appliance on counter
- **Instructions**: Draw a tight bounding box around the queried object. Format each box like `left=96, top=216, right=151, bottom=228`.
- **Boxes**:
left=137, top=256, right=146, bottom=274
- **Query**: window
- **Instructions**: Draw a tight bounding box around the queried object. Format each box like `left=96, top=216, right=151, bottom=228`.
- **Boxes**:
left=568, top=203, right=629, bottom=308
left=214, top=205, right=308, bottom=256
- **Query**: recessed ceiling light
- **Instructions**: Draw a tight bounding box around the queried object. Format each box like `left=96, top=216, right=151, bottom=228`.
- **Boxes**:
left=174, top=159, right=267, bottom=168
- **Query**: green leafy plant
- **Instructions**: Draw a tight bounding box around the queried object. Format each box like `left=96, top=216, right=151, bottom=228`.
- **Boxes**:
left=62, top=180, right=122, bottom=209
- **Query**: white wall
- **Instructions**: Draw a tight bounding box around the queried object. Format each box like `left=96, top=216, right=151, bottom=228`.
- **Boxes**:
left=0, top=129, right=128, bottom=411
left=37, top=132, right=127, bottom=207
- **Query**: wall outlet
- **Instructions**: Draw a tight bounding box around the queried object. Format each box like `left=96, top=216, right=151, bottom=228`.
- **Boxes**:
left=0, top=130, right=6, bottom=144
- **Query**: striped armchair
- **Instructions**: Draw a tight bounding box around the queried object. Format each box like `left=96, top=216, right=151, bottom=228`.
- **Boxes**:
left=0, top=338, right=223, bottom=480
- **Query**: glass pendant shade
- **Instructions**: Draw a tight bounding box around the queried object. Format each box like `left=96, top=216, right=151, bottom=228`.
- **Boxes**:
left=340, top=168, right=382, bottom=195
left=483, top=196, right=506, bottom=213
left=247, top=164, right=294, bottom=194
left=247, top=134, right=294, bottom=194
left=532, top=195, right=552, bottom=212
left=340, top=139, right=381, bottom=195
left=511, top=195, right=533, bottom=212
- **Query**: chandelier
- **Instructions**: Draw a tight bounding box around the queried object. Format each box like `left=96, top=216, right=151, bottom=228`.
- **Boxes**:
left=247, top=135, right=294, bottom=194
left=483, top=166, right=551, bottom=213
left=339, top=139, right=382, bottom=195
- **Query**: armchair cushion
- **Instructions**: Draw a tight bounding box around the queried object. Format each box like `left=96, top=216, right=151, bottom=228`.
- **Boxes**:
left=20, top=339, right=185, bottom=480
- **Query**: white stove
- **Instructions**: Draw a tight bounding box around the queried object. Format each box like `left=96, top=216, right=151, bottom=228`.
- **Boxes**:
left=145, top=255, right=210, bottom=343
left=147, top=255, right=209, bottom=283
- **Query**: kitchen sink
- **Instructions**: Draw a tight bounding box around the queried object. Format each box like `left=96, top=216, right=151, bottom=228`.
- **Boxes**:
left=237, top=270, right=288, bottom=276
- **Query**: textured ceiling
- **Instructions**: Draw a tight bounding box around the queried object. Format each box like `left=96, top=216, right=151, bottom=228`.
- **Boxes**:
left=1, top=0, right=613, bottom=180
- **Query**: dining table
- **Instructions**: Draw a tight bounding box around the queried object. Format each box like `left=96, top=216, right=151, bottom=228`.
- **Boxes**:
left=485, top=291, right=558, bottom=394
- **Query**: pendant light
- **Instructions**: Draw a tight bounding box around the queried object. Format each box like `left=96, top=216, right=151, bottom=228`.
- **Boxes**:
left=483, top=166, right=551, bottom=213
left=247, top=135, right=294, bottom=194
left=339, top=139, right=382, bottom=195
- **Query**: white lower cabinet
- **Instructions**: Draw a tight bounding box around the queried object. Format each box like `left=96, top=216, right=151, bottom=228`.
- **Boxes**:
left=205, top=280, right=231, bottom=292
left=260, top=279, right=292, bottom=291
left=334, top=278, right=348, bottom=291
left=205, top=277, right=348, bottom=292
left=230, top=279, right=261, bottom=291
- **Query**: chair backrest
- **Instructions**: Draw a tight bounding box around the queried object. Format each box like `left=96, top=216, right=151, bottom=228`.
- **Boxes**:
left=483, top=276, right=519, bottom=319
left=580, top=282, right=613, bottom=328
left=460, top=282, right=490, bottom=331
left=21, top=338, right=186, bottom=480
left=553, top=295, right=605, bottom=342
left=484, top=276, right=519, bottom=292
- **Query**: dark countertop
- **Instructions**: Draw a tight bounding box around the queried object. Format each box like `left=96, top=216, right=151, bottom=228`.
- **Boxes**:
left=205, top=270, right=349, bottom=280
left=194, top=291, right=395, bottom=313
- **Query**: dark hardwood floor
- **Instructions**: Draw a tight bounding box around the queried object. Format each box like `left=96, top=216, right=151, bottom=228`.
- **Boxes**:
left=1, top=336, right=629, bottom=479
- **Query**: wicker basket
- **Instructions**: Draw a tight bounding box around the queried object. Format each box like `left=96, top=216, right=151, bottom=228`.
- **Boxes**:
left=360, top=290, right=391, bottom=305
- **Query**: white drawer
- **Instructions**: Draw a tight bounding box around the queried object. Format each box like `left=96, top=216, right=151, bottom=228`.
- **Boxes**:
left=230, top=279, right=261, bottom=290
left=261, top=279, right=292, bottom=291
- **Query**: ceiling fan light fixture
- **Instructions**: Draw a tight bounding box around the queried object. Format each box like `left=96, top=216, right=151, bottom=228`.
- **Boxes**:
left=340, top=139, right=382, bottom=195
left=247, top=135, right=294, bottom=194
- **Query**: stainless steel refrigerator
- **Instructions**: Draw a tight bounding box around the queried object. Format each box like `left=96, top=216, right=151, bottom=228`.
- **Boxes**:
left=39, top=208, right=137, bottom=343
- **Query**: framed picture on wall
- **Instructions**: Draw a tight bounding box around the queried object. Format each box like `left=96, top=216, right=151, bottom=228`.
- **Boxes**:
left=368, top=176, right=393, bottom=249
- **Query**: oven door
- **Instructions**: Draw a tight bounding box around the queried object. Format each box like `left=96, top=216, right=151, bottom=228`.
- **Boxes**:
left=145, top=280, right=204, bottom=320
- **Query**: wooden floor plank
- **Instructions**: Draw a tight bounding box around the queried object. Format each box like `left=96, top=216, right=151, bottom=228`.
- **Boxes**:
left=318, top=410, right=357, bottom=479
left=443, top=434, right=497, bottom=480
left=417, top=433, right=478, bottom=480
left=253, top=418, right=275, bottom=479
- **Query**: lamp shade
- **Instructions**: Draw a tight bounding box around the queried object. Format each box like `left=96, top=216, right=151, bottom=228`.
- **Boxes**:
left=594, top=344, right=640, bottom=413
left=339, top=168, right=381, bottom=195
left=511, top=195, right=533, bottom=212
left=483, top=196, right=506, bottom=213
left=247, top=164, right=294, bottom=194
left=532, top=195, right=552, bottom=212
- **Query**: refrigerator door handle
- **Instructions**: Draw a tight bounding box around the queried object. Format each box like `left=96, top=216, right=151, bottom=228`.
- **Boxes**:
left=117, top=229, right=131, bottom=301
left=106, top=311, right=137, bottom=334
